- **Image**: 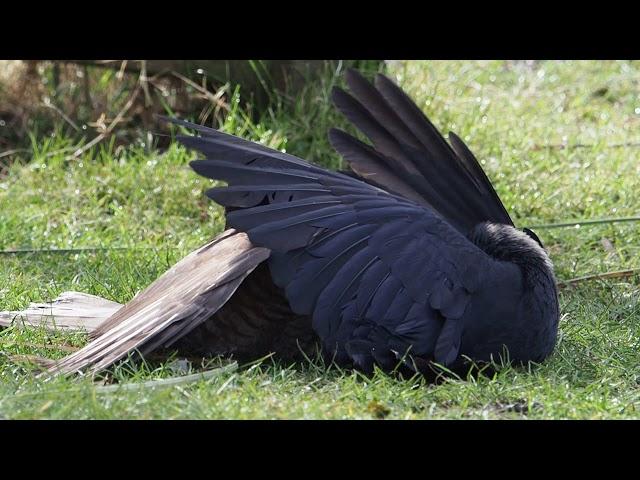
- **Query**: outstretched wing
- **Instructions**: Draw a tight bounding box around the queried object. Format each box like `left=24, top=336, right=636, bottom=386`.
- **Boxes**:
left=329, top=68, right=513, bottom=235
left=175, top=120, right=507, bottom=372
left=47, top=230, right=270, bottom=376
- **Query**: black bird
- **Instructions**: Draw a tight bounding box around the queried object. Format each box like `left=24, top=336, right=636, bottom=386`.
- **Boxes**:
left=48, top=69, right=559, bottom=377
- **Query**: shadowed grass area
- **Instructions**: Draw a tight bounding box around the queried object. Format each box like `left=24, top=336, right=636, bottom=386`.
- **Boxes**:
left=1, top=60, right=639, bottom=419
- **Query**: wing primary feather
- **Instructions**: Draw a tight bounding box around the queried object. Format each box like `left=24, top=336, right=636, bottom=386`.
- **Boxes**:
left=329, top=128, right=433, bottom=208
left=447, top=132, right=514, bottom=226
left=329, top=68, right=514, bottom=233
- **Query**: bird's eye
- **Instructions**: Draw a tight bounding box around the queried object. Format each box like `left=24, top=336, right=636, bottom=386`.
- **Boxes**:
left=523, top=228, right=544, bottom=249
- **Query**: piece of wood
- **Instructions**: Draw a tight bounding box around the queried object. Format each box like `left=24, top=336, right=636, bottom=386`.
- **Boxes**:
left=558, top=268, right=640, bottom=289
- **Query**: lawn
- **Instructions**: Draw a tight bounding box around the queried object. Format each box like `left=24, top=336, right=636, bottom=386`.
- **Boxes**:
left=1, top=60, right=639, bottom=419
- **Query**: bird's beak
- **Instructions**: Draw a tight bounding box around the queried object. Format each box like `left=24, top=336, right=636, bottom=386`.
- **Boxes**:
left=523, top=228, right=544, bottom=249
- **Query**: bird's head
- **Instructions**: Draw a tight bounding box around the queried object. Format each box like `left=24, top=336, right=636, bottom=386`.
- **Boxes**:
left=469, top=222, right=552, bottom=280
left=465, top=222, right=560, bottom=364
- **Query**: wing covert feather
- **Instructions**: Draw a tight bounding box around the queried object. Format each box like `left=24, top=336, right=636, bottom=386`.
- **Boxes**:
left=178, top=122, right=499, bottom=369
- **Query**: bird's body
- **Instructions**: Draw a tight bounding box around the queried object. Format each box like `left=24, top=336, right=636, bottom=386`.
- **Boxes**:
left=46, top=68, right=559, bottom=377
left=170, top=69, right=560, bottom=375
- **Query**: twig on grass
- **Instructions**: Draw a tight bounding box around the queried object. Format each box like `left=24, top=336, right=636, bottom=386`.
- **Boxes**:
left=7, top=354, right=56, bottom=370
left=0, top=148, right=29, bottom=159
left=140, top=61, right=152, bottom=107
left=0, top=245, right=167, bottom=255
left=42, top=99, right=80, bottom=131
left=530, top=141, right=640, bottom=151
left=528, top=216, right=640, bottom=229
left=558, top=268, right=640, bottom=289
left=171, top=71, right=230, bottom=112
left=3, top=340, right=80, bottom=353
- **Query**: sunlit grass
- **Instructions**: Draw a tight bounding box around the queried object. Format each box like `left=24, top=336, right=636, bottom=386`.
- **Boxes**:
left=1, top=60, right=639, bottom=419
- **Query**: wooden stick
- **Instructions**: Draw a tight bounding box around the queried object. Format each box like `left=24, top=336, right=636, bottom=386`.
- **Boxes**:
left=558, top=268, right=640, bottom=289
left=2, top=341, right=80, bottom=353
left=42, top=100, right=80, bottom=131
left=531, top=142, right=640, bottom=151
left=528, top=216, right=640, bottom=229
left=0, top=245, right=163, bottom=255
left=171, top=71, right=229, bottom=111
left=0, top=148, right=29, bottom=159
left=7, top=354, right=56, bottom=370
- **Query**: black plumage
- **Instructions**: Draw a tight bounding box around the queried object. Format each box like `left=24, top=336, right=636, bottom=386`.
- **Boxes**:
left=329, top=69, right=514, bottom=234
left=48, top=68, right=559, bottom=377
left=169, top=69, right=558, bottom=374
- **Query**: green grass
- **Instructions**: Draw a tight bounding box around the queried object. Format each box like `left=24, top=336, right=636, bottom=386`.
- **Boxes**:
left=2, top=60, right=640, bottom=419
